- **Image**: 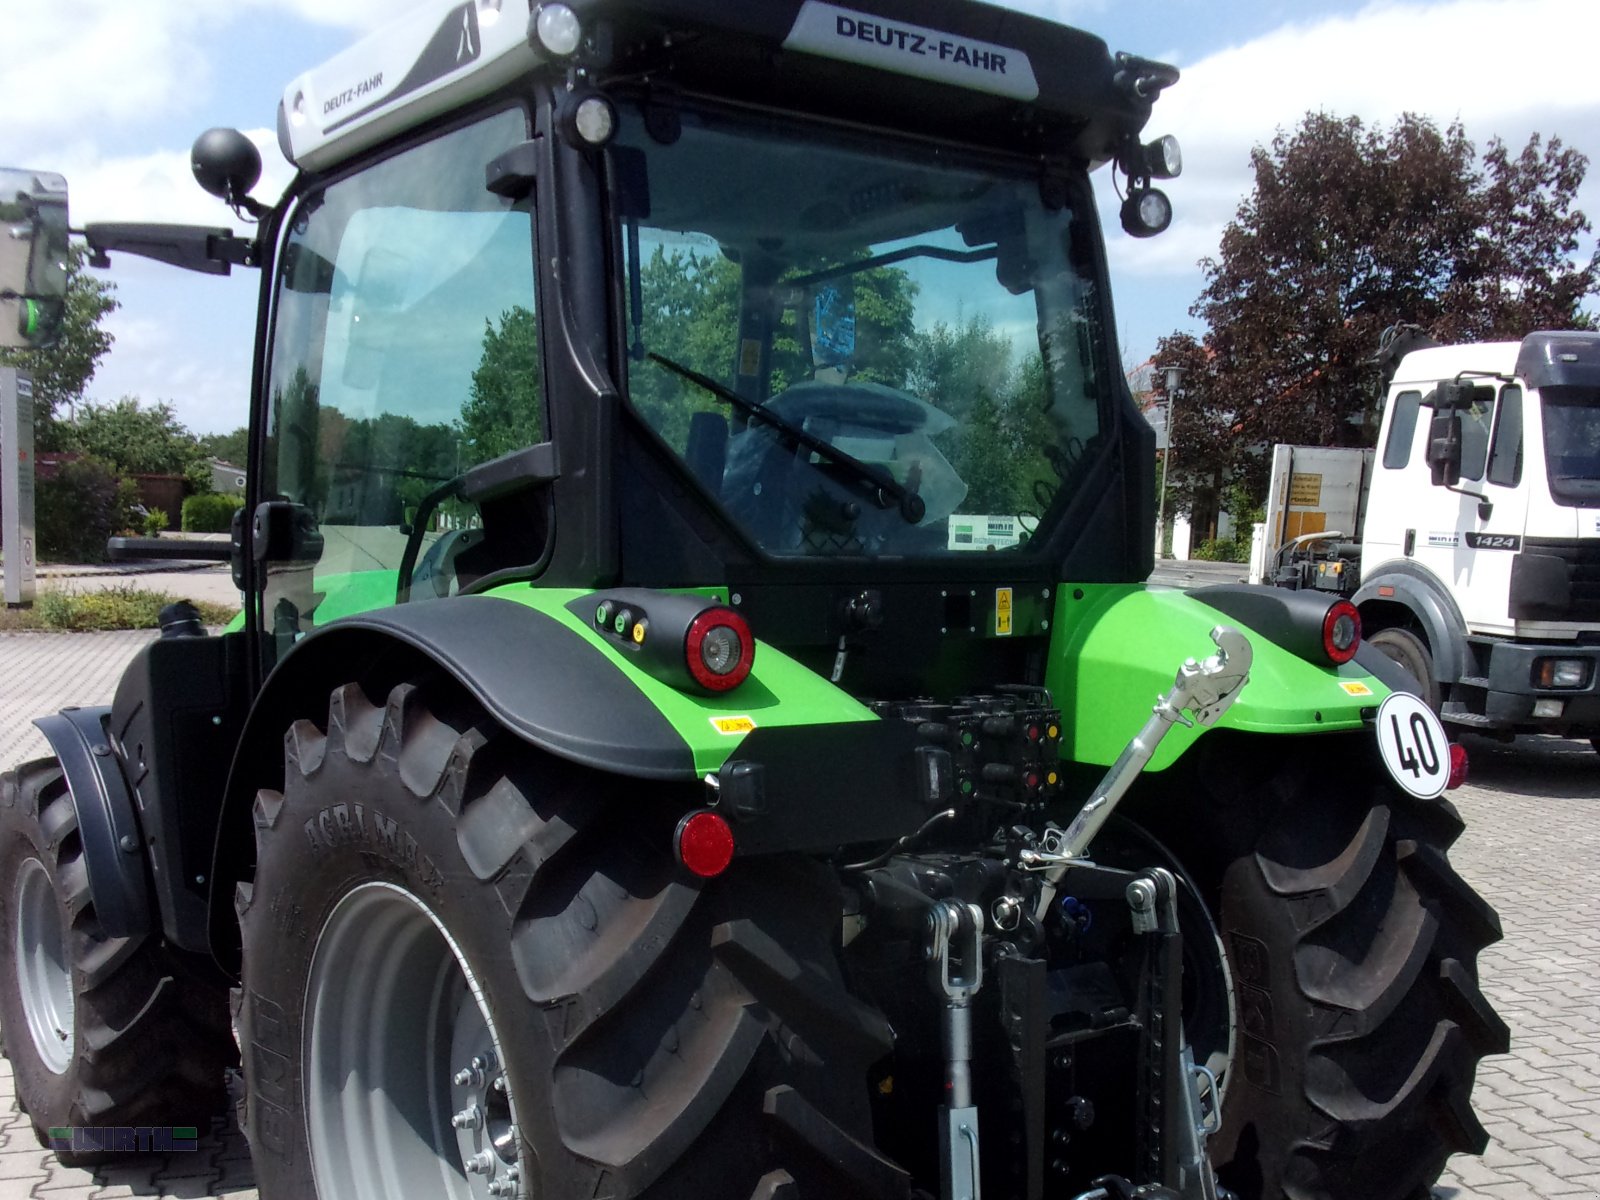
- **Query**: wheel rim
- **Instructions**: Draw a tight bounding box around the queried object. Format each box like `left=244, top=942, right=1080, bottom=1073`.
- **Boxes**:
left=13, top=856, right=75, bottom=1074
left=304, top=883, right=523, bottom=1200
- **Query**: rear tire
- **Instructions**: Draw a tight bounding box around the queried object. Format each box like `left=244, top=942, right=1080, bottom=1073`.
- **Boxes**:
left=237, top=679, right=904, bottom=1199
left=1367, top=628, right=1440, bottom=712
left=1123, top=733, right=1507, bottom=1200
left=0, top=759, right=234, bottom=1163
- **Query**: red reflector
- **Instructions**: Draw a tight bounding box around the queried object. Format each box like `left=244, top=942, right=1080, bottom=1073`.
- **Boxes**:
left=676, top=810, right=735, bottom=877
left=1322, top=600, right=1361, bottom=665
left=1447, top=743, right=1468, bottom=790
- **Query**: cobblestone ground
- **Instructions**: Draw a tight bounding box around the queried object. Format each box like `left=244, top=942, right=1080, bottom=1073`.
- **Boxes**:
left=0, top=631, right=1595, bottom=1198
left=1434, top=734, right=1600, bottom=1200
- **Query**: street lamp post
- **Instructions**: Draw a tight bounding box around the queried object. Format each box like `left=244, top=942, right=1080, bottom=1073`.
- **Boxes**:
left=1154, top=364, right=1184, bottom=559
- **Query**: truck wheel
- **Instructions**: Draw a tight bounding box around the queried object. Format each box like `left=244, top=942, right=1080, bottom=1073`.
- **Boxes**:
left=1367, top=628, right=1440, bottom=711
left=1125, top=734, right=1507, bottom=1200
left=237, top=680, right=899, bottom=1200
left=0, top=759, right=234, bottom=1163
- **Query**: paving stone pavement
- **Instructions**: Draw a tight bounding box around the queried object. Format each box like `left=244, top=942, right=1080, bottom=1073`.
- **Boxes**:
left=0, top=631, right=1596, bottom=1199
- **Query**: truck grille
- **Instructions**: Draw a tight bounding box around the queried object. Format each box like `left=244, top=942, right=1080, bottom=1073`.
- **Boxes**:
left=1524, top=538, right=1600, bottom=621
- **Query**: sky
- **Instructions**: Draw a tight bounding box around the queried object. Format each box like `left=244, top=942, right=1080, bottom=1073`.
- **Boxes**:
left=4, top=0, right=1598, bottom=434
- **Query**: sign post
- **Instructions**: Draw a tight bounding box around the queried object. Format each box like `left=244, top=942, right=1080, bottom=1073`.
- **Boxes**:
left=2, top=365, right=36, bottom=608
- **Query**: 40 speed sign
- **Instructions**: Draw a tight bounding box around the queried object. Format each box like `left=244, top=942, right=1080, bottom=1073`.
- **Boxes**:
left=1375, top=691, right=1451, bottom=799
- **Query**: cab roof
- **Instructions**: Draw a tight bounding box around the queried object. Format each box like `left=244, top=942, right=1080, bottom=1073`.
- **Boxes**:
left=279, top=0, right=1175, bottom=174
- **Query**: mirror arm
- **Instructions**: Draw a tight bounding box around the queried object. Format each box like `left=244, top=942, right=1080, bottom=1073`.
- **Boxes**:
left=1443, top=484, right=1494, bottom=521
left=80, top=223, right=258, bottom=276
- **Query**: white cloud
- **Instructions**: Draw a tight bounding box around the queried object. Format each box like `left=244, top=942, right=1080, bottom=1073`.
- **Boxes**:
left=5, top=0, right=220, bottom=151
left=1103, top=0, right=1600, bottom=285
left=51, top=131, right=292, bottom=227
left=6, top=0, right=436, bottom=158
left=239, top=0, right=403, bottom=30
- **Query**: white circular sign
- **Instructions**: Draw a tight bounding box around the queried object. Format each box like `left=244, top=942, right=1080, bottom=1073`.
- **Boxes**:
left=1375, top=692, right=1450, bottom=799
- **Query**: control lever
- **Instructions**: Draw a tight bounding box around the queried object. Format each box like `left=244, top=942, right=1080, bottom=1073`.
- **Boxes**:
left=928, top=899, right=985, bottom=1200
left=1021, top=626, right=1251, bottom=919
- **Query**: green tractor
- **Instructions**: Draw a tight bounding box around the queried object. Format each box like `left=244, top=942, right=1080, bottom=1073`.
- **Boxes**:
left=0, top=2, right=1505, bottom=1198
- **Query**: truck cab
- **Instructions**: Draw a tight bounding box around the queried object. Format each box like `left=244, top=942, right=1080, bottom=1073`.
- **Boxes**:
left=1287, top=331, right=1600, bottom=741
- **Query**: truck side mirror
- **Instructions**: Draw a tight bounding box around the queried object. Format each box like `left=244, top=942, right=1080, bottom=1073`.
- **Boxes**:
left=1427, top=410, right=1463, bottom=487
left=0, top=168, right=71, bottom=351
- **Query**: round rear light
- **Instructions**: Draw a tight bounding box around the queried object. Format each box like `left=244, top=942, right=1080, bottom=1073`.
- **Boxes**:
left=685, top=608, right=754, bottom=692
left=1447, top=742, right=1468, bottom=790
left=1322, top=600, right=1361, bottom=665
left=676, top=810, right=735, bottom=878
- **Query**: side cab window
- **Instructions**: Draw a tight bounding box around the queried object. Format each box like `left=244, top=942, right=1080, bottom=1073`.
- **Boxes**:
left=1486, top=384, right=1523, bottom=487
left=257, top=107, right=541, bottom=646
left=1383, top=390, right=1421, bottom=469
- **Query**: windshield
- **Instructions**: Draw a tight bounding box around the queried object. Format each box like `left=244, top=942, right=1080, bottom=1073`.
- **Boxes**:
left=1542, top=386, right=1600, bottom=507
left=617, top=102, right=1111, bottom=558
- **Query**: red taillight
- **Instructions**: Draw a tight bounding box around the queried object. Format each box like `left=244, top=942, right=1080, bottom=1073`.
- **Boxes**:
left=1447, top=742, right=1468, bottom=790
left=685, top=608, right=754, bottom=692
left=1322, top=600, right=1361, bottom=665
left=676, top=810, right=735, bottom=877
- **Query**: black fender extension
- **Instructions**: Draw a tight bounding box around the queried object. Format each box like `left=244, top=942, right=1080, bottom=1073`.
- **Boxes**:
left=32, top=706, right=154, bottom=938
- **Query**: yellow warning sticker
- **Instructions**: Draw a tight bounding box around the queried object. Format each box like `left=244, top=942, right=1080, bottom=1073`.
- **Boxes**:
left=995, top=587, right=1014, bottom=636
left=710, top=715, right=757, bottom=735
left=1339, top=681, right=1374, bottom=697
left=738, top=338, right=761, bottom=377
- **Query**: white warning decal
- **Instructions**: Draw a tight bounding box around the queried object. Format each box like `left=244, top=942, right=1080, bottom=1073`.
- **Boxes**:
left=783, top=2, right=1040, bottom=101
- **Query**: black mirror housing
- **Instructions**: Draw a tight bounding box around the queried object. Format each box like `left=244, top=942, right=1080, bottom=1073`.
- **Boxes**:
left=1427, top=410, right=1463, bottom=487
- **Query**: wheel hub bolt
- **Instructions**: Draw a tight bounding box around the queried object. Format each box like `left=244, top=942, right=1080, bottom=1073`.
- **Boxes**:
left=452, top=1104, right=483, bottom=1130
left=493, top=1075, right=507, bottom=1094
left=455, top=1054, right=495, bottom=1088
left=465, top=1150, right=495, bottom=1175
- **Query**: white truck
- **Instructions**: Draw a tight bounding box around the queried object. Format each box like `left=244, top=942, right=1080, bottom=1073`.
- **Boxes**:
left=1267, top=329, right=1600, bottom=745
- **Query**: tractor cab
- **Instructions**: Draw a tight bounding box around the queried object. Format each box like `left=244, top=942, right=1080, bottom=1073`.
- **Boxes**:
left=237, top=0, right=1181, bottom=697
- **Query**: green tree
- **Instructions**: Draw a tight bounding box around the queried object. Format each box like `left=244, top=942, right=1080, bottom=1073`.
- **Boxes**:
left=0, top=251, right=117, bottom=436
left=629, top=248, right=742, bottom=449
left=1167, top=113, right=1600, bottom=510
left=908, top=314, right=1056, bottom=518
left=462, top=306, right=543, bottom=463
left=59, top=398, right=205, bottom=477
left=200, top=427, right=250, bottom=465
left=1440, top=134, right=1600, bottom=339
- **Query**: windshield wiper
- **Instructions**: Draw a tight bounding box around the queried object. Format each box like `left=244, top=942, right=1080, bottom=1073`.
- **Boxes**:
left=646, top=352, right=926, bottom=524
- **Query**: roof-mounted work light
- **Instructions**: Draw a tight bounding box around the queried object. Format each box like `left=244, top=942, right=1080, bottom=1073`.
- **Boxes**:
left=1120, top=185, right=1172, bottom=238
left=532, top=3, right=582, bottom=56
left=1142, top=135, right=1183, bottom=179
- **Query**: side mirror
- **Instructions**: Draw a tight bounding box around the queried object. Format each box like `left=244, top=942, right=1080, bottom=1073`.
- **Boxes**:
left=191, top=128, right=262, bottom=208
left=0, top=168, right=70, bottom=351
left=1427, top=410, right=1463, bottom=487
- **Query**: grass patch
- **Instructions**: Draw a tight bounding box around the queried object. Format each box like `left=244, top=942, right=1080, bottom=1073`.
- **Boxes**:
left=0, top=586, right=239, bottom=633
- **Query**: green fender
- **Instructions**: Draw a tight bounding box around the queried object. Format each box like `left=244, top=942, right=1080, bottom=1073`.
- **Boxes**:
left=479, top=584, right=876, bottom=776
left=231, top=573, right=874, bottom=777
left=1045, top=584, right=1391, bottom=771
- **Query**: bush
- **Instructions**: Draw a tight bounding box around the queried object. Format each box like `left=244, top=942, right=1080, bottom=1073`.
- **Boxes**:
left=1192, top=536, right=1250, bottom=563
left=35, top=456, right=138, bottom=563
left=142, top=508, right=167, bottom=537
left=29, top=586, right=238, bottom=632
left=181, top=492, right=244, bottom=533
